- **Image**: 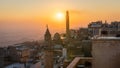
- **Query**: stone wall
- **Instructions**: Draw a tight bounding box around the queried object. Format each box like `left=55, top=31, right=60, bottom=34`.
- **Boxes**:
left=92, top=39, right=120, bottom=68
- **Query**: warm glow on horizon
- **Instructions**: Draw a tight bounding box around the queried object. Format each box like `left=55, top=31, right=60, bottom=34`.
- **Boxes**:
left=0, top=0, right=120, bottom=46
left=0, top=0, right=120, bottom=28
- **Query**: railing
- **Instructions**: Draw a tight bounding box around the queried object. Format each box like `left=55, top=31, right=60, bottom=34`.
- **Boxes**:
left=67, top=57, right=80, bottom=68
left=67, top=57, right=93, bottom=68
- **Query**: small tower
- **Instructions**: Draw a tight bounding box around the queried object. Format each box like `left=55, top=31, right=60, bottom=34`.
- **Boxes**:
left=44, top=25, right=53, bottom=68
left=44, top=25, right=52, bottom=41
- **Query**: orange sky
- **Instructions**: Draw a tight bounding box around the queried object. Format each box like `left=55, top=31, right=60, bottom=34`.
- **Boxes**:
left=0, top=0, right=120, bottom=33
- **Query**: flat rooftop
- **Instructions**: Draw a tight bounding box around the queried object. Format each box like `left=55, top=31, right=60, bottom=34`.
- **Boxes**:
left=92, top=36, right=120, bottom=40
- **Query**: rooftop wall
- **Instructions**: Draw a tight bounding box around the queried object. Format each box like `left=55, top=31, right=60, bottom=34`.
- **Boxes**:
left=92, top=38, right=120, bottom=68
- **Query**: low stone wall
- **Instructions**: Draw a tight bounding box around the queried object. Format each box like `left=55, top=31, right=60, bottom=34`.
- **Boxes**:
left=92, top=39, right=120, bottom=68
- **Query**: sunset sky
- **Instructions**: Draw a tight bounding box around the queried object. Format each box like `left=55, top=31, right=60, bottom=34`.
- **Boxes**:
left=0, top=0, right=120, bottom=33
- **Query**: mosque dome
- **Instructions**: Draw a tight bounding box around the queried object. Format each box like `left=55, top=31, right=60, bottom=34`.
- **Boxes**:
left=53, top=33, right=61, bottom=41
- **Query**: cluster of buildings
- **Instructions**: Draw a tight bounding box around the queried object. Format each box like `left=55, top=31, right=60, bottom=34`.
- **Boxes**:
left=42, top=11, right=92, bottom=68
left=0, top=41, right=43, bottom=68
left=66, top=21, right=120, bottom=68
left=61, top=11, right=120, bottom=68
left=88, top=21, right=120, bottom=37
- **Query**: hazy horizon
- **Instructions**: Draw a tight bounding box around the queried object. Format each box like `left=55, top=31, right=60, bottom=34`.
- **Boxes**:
left=0, top=0, right=120, bottom=46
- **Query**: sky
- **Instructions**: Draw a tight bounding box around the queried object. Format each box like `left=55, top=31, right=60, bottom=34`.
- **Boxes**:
left=0, top=0, right=120, bottom=46
left=0, top=0, right=120, bottom=33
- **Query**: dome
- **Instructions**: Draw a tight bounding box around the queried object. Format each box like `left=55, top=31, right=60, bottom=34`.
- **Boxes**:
left=53, top=33, right=61, bottom=41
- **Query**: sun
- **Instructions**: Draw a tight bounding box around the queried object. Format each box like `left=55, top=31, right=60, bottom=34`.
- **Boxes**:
left=55, top=12, right=64, bottom=20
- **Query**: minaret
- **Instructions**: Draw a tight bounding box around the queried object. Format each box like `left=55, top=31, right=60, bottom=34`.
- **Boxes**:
left=44, top=25, right=53, bottom=68
left=66, top=10, right=70, bottom=40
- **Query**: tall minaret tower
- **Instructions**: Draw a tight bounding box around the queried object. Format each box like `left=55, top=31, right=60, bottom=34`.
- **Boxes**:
left=66, top=10, right=70, bottom=40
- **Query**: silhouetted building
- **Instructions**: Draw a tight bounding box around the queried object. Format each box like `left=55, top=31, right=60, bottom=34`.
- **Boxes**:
left=53, top=33, right=63, bottom=62
left=44, top=26, right=52, bottom=42
left=0, top=48, right=4, bottom=68
left=8, top=45, right=30, bottom=63
left=53, top=33, right=62, bottom=44
left=69, top=29, right=78, bottom=39
left=7, top=46, right=19, bottom=62
left=44, top=26, right=54, bottom=68
left=78, top=28, right=89, bottom=40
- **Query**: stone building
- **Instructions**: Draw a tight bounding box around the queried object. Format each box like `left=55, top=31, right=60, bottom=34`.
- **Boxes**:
left=8, top=45, right=30, bottom=63
left=7, top=46, right=19, bottom=62
left=16, top=47, right=30, bottom=63
left=88, top=21, right=102, bottom=36
left=53, top=33, right=63, bottom=58
left=92, top=37, right=120, bottom=68
left=88, top=21, right=120, bottom=37
left=0, top=48, right=4, bottom=68
left=78, top=28, right=89, bottom=40
left=44, top=26, right=54, bottom=68
left=53, top=33, right=62, bottom=44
